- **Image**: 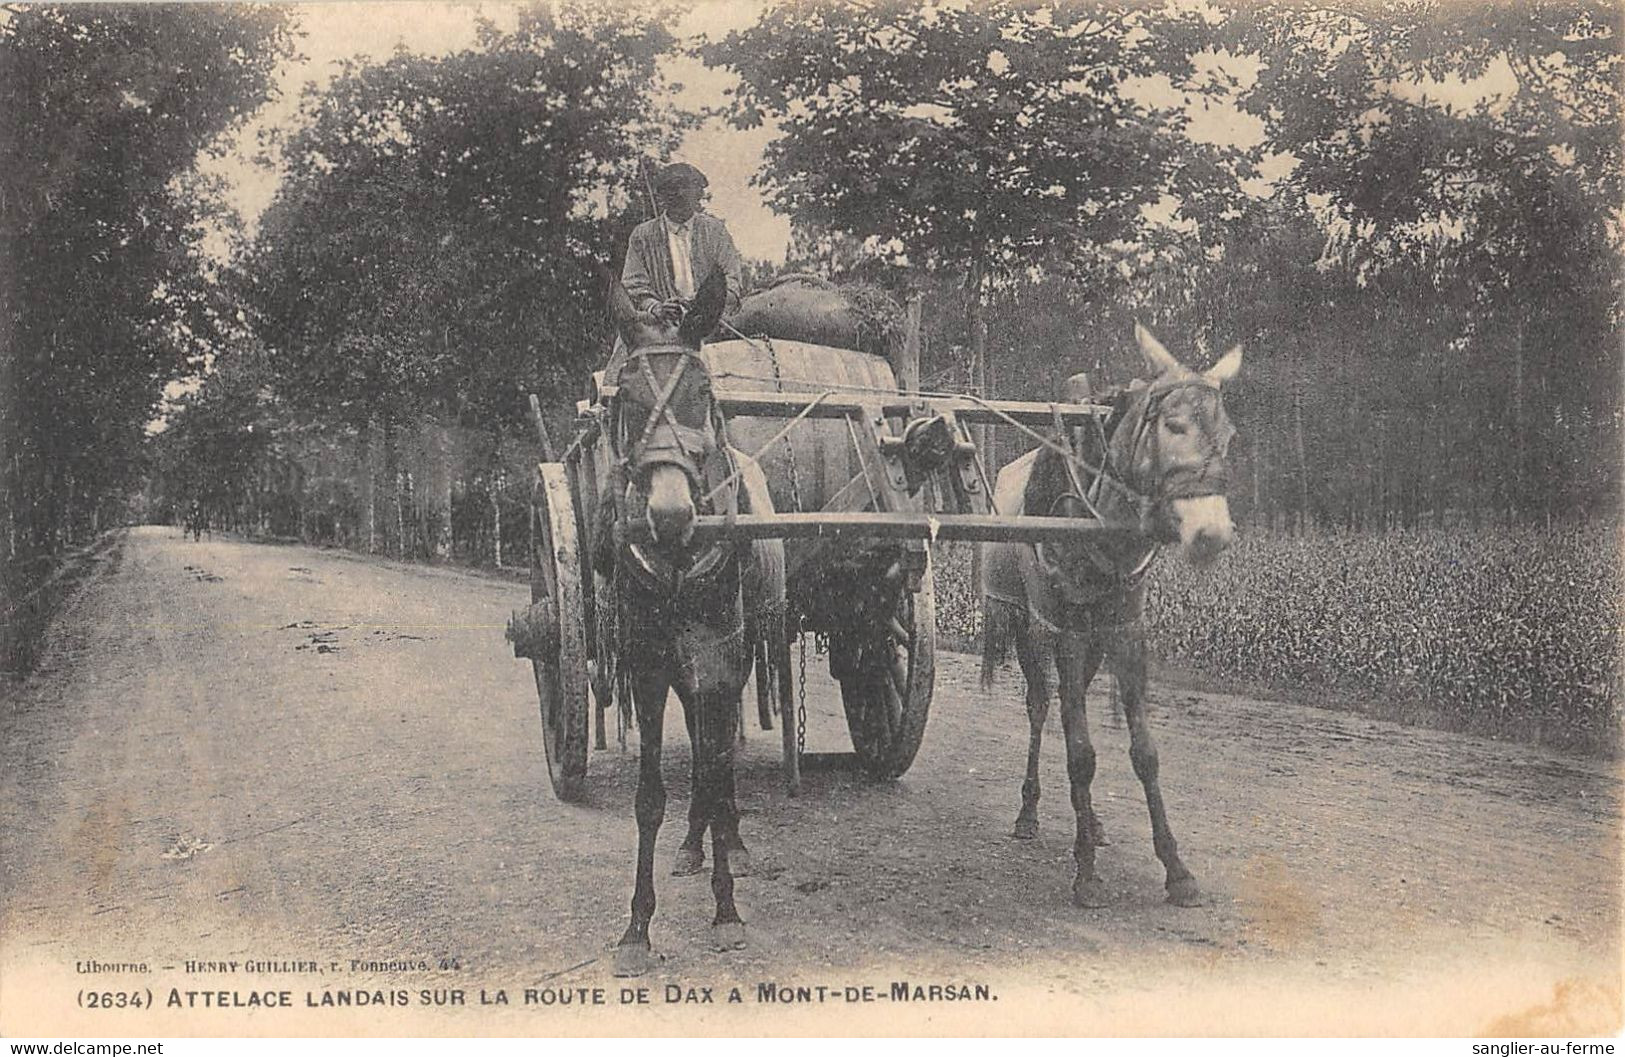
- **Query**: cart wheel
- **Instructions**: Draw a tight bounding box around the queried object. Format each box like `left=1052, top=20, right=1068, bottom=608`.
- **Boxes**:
left=530, top=462, right=590, bottom=802
left=837, top=567, right=936, bottom=780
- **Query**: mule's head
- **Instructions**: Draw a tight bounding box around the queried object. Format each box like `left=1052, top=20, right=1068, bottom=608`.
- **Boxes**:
left=606, top=268, right=730, bottom=551
left=1121, top=323, right=1243, bottom=566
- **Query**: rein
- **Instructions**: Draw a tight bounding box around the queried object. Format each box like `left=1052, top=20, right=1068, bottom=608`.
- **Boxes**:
left=1027, top=376, right=1230, bottom=601
left=973, top=375, right=1226, bottom=529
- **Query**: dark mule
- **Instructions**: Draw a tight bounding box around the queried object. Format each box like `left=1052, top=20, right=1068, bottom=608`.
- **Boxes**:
left=599, top=269, right=782, bottom=976
left=981, top=324, right=1241, bottom=908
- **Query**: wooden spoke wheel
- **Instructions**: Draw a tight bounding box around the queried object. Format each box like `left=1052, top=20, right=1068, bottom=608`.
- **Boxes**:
left=837, top=567, right=936, bottom=780
left=529, top=462, right=590, bottom=802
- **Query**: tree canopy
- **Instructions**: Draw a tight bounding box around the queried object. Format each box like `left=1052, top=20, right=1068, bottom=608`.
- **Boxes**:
left=1, top=3, right=297, bottom=560
left=731, top=0, right=1621, bottom=525
left=703, top=0, right=1254, bottom=281
left=239, top=0, right=690, bottom=430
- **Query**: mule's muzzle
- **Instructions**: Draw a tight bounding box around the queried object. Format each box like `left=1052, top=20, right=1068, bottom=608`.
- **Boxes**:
left=1168, top=495, right=1234, bottom=567
left=644, top=462, right=697, bottom=547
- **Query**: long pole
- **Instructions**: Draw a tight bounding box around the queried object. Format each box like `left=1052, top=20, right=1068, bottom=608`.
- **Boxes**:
left=627, top=512, right=1139, bottom=545
left=639, top=159, right=675, bottom=303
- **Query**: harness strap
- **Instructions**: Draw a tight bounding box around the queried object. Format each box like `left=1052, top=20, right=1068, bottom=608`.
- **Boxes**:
left=635, top=351, right=692, bottom=455
left=1050, top=401, right=1106, bottom=524
left=965, top=391, right=1144, bottom=517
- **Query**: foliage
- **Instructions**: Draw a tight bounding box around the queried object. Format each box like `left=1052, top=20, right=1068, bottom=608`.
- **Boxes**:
left=239, top=0, right=691, bottom=431
left=2, top=4, right=296, bottom=671
left=705, top=0, right=1251, bottom=280
left=1210, top=0, right=1623, bottom=518
left=2, top=4, right=296, bottom=545
left=733, top=0, right=1621, bottom=527
left=1149, top=522, right=1621, bottom=747
left=947, top=524, right=1621, bottom=751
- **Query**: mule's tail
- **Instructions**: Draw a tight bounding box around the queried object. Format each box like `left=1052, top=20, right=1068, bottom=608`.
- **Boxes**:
left=981, top=598, right=1019, bottom=690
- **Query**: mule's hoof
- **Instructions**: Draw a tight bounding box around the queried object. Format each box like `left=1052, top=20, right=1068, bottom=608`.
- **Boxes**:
left=711, top=921, right=747, bottom=951
left=613, top=942, right=658, bottom=978
left=1166, top=877, right=1202, bottom=907
left=1012, top=817, right=1038, bottom=840
left=726, top=847, right=751, bottom=878
left=1073, top=877, right=1111, bottom=909
left=672, top=846, right=705, bottom=876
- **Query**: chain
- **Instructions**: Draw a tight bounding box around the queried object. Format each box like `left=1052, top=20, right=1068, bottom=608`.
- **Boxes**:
left=764, top=333, right=808, bottom=761
left=762, top=335, right=805, bottom=516
left=796, top=617, right=807, bottom=759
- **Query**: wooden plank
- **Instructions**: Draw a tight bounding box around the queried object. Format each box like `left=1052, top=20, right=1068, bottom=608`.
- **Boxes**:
left=715, top=389, right=1111, bottom=426
left=629, top=512, right=1136, bottom=545
left=895, top=293, right=921, bottom=393
left=820, top=470, right=876, bottom=515
left=528, top=393, right=556, bottom=461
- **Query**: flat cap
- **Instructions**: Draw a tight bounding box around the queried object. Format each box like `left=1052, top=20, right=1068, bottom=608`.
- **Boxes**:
left=655, top=162, right=708, bottom=193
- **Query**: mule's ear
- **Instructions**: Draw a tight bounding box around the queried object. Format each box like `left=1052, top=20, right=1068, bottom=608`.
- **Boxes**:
left=1204, top=345, right=1243, bottom=386
left=678, top=268, right=728, bottom=347
left=1135, top=321, right=1181, bottom=376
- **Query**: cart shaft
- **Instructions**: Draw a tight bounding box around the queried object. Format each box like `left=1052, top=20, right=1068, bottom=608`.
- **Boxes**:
left=629, top=511, right=1136, bottom=545
left=713, top=389, right=1111, bottom=426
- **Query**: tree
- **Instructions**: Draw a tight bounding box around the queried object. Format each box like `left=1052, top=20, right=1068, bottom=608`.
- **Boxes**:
left=242, top=0, right=690, bottom=432
left=1217, top=0, right=1622, bottom=519
left=1, top=4, right=296, bottom=666
left=235, top=0, right=690, bottom=559
left=704, top=0, right=1254, bottom=512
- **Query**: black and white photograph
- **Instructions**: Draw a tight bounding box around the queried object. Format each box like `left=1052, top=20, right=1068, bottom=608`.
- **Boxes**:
left=1, top=0, right=1619, bottom=1040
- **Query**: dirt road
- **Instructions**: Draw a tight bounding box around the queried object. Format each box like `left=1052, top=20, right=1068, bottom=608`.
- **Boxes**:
left=2, top=527, right=1619, bottom=1036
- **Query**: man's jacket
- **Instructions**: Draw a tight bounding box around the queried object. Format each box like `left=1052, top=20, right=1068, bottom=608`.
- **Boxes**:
left=620, top=212, right=743, bottom=316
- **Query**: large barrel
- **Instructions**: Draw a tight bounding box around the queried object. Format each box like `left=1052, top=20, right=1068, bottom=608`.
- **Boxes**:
left=703, top=337, right=898, bottom=517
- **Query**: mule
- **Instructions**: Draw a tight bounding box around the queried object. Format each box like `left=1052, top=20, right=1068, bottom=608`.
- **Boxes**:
left=981, top=324, right=1241, bottom=908
left=599, top=268, right=783, bottom=976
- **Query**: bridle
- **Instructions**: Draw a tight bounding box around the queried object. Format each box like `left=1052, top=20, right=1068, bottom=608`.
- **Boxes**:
left=1114, top=376, right=1234, bottom=511
left=608, top=343, right=740, bottom=595
left=1037, top=374, right=1234, bottom=593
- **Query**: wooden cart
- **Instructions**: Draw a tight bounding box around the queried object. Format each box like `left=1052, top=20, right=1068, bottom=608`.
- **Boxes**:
left=509, top=336, right=1126, bottom=802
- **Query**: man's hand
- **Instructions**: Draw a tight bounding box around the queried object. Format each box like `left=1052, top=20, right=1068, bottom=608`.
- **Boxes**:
left=652, top=298, right=687, bottom=326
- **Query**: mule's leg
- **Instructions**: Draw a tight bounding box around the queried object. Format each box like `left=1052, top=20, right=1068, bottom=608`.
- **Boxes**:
left=703, top=696, right=747, bottom=948
left=673, top=704, right=707, bottom=876
left=1110, top=623, right=1199, bottom=907
left=614, top=669, right=672, bottom=977
left=711, top=721, right=749, bottom=879
left=1054, top=633, right=1109, bottom=907
left=703, top=597, right=752, bottom=881
left=672, top=686, right=747, bottom=949
left=1012, top=620, right=1050, bottom=840
left=675, top=627, right=751, bottom=950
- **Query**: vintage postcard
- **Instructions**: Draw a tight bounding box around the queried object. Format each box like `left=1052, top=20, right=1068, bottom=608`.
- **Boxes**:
left=2, top=0, right=1619, bottom=1040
